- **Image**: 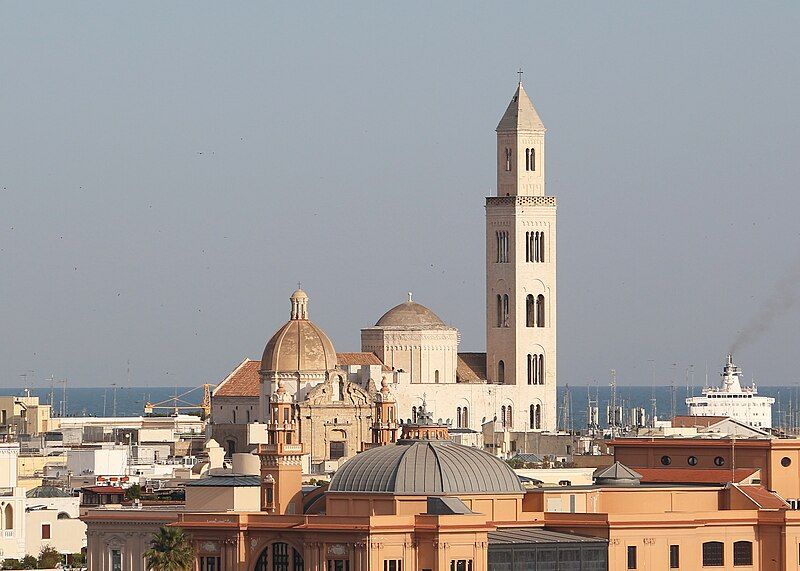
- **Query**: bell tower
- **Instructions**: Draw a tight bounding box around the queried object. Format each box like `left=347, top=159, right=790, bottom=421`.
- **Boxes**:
left=368, top=379, right=399, bottom=447
left=486, top=80, right=557, bottom=432
left=257, top=380, right=304, bottom=514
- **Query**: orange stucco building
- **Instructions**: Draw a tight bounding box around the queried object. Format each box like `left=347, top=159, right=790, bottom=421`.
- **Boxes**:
left=83, top=401, right=800, bottom=571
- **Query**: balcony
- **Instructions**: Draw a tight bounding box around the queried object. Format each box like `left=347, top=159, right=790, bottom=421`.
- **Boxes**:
left=257, top=443, right=305, bottom=455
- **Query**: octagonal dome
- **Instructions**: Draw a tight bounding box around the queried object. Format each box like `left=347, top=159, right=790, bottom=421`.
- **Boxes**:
left=261, top=289, right=337, bottom=374
left=375, top=299, right=447, bottom=329
left=329, top=439, right=523, bottom=495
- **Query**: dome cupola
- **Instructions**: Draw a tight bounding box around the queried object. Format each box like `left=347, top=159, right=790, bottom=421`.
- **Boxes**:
left=261, top=289, right=337, bottom=374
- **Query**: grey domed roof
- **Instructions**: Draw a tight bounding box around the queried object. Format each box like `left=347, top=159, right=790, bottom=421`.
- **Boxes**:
left=329, top=440, right=524, bottom=495
left=375, top=301, right=447, bottom=328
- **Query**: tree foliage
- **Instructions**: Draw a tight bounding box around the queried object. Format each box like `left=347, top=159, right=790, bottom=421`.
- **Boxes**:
left=144, top=526, right=195, bottom=571
left=125, top=483, right=142, bottom=501
left=38, top=546, right=62, bottom=568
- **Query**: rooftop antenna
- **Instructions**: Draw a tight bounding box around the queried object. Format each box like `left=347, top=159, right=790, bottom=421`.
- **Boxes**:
left=587, top=383, right=598, bottom=434
left=648, top=359, right=657, bottom=427
left=610, top=369, right=617, bottom=438
left=560, top=384, right=572, bottom=433
left=111, top=382, right=118, bottom=417
left=670, top=363, right=677, bottom=420
left=58, top=378, right=68, bottom=417
left=47, top=375, right=55, bottom=408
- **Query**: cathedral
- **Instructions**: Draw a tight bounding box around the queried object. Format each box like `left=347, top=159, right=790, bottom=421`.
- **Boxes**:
left=211, top=81, right=558, bottom=468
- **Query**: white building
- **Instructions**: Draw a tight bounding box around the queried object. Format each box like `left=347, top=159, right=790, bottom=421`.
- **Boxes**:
left=686, top=355, right=774, bottom=429
left=0, top=444, right=85, bottom=563
left=66, top=447, right=130, bottom=478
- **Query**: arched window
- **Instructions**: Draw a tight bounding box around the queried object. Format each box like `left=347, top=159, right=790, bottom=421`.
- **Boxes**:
left=434, top=370, right=440, bottom=383
left=232, top=410, right=236, bottom=424
left=536, top=294, right=545, bottom=327
left=539, top=231, right=545, bottom=262
left=254, top=542, right=304, bottom=571
left=463, top=407, right=468, bottom=427
left=526, top=294, right=535, bottom=327
left=506, top=406, right=513, bottom=428
left=412, top=406, right=418, bottom=424
left=527, top=354, right=533, bottom=385
left=456, top=407, right=462, bottom=428
left=496, top=294, right=503, bottom=327
left=498, top=360, right=505, bottom=384
left=503, top=294, right=509, bottom=327
left=535, top=404, right=541, bottom=429
left=534, top=231, right=539, bottom=262
left=505, top=148, right=512, bottom=171
left=733, top=541, right=752, bottom=566
left=530, top=405, right=535, bottom=428
left=500, top=406, right=506, bottom=427
left=702, top=542, right=724, bottom=567
left=4, top=504, right=11, bottom=530
left=539, top=353, right=545, bottom=385
left=525, top=231, right=530, bottom=262
left=246, top=409, right=251, bottom=423
left=496, top=231, right=508, bottom=263
left=530, top=148, right=536, bottom=171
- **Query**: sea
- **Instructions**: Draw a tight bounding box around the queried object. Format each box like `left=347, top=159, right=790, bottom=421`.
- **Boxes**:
left=4, top=384, right=800, bottom=430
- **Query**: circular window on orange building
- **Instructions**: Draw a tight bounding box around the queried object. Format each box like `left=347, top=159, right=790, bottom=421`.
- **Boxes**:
left=688, top=456, right=698, bottom=466
left=782, top=457, right=792, bottom=467
left=661, top=455, right=671, bottom=465
left=714, top=456, right=725, bottom=466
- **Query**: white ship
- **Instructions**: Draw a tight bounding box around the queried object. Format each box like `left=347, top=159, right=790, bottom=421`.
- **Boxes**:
left=685, top=354, right=774, bottom=429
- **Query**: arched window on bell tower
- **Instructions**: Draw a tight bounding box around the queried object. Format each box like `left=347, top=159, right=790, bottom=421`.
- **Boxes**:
left=496, top=295, right=503, bottom=327
left=503, top=294, right=509, bottom=327
left=498, top=360, right=505, bottom=384
left=536, top=294, right=545, bottom=327
left=505, top=148, right=512, bottom=171
left=526, top=294, right=535, bottom=327
left=530, top=148, right=535, bottom=171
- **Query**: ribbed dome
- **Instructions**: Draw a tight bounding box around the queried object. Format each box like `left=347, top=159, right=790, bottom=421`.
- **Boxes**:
left=329, top=439, right=524, bottom=495
left=375, top=300, right=447, bottom=328
left=261, top=290, right=337, bottom=373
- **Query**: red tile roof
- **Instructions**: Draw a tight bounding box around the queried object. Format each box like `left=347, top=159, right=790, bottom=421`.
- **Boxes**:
left=457, top=352, right=487, bottom=383
left=735, top=485, right=789, bottom=510
left=636, top=467, right=758, bottom=485
left=213, top=359, right=261, bottom=398
left=336, top=352, right=382, bottom=366
left=671, top=415, right=728, bottom=428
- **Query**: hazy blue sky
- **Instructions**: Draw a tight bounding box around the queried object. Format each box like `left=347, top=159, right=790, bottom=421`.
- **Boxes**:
left=2, top=2, right=799, bottom=388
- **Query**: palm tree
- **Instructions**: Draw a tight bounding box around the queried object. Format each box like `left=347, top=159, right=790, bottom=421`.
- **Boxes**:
left=144, top=526, right=195, bottom=571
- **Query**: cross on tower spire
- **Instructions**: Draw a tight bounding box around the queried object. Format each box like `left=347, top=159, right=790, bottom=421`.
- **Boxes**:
left=517, top=68, right=524, bottom=85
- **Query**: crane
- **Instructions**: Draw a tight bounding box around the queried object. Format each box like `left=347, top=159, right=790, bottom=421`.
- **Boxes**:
left=144, top=384, right=212, bottom=418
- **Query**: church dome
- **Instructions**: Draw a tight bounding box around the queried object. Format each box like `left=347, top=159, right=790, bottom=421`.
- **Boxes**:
left=375, top=297, right=447, bottom=329
left=261, top=289, right=337, bottom=374
left=329, top=438, right=523, bottom=495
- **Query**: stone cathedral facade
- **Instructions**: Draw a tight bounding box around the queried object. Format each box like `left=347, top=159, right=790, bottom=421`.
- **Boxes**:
left=211, top=82, right=558, bottom=467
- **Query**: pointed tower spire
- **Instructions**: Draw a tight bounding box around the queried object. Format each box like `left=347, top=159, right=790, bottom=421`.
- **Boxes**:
left=496, top=82, right=545, bottom=133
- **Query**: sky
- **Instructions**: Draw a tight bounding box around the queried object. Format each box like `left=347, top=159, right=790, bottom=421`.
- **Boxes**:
left=1, top=2, right=800, bottom=388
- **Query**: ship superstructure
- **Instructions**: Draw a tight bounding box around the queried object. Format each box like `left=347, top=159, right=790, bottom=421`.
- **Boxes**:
left=686, top=354, right=774, bottom=428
